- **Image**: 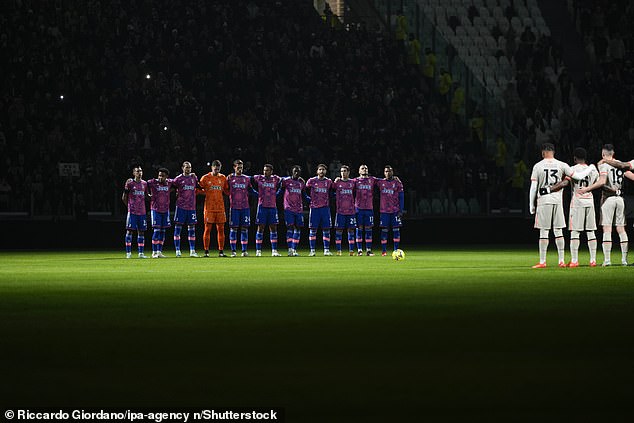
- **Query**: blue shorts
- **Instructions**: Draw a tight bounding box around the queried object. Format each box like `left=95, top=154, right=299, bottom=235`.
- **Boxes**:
left=284, top=210, right=304, bottom=228
left=335, top=213, right=357, bottom=229
left=229, top=208, right=251, bottom=227
left=355, top=209, right=374, bottom=227
left=151, top=210, right=171, bottom=229
left=309, top=207, right=331, bottom=229
left=174, top=207, right=197, bottom=225
left=380, top=212, right=402, bottom=228
left=256, top=205, right=279, bottom=225
left=126, top=213, right=147, bottom=231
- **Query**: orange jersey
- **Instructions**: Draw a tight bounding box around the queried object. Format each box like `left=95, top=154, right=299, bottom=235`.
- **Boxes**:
left=199, top=172, right=228, bottom=213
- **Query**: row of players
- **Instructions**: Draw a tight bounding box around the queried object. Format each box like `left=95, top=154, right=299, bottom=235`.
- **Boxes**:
left=530, top=143, right=634, bottom=268
left=123, top=160, right=404, bottom=258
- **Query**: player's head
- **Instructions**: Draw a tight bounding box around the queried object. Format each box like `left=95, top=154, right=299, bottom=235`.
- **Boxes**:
left=384, top=165, right=394, bottom=179
left=233, top=159, right=244, bottom=175
left=316, top=163, right=327, bottom=177
left=132, top=165, right=143, bottom=180
left=182, top=161, right=192, bottom=175
left=210, top=160, right=222, bottom=174
left=573, top=147, right=587, bottom=164
left=358, top=164, right=369, bottom=177
left=541, top=143, right=555, bottom=158
left=291, top=165, right=301, bottom=179
left=340, top=165, right=350, bottom=179
left=602, top=144, right=615, bottom=159
left=157, top=167, right=169, bottom=183
left=263, top=163, right=273, bottom=177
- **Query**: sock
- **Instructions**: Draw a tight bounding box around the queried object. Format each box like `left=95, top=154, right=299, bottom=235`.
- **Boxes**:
left=230, top=228, right=237, bottom=252
left=293, top=228, right=301, bottom=250
left=603, top=232, right=612, bottom=263
left=335, top=230, right=343, bottom=252
left=381, top=228, right=389, bottom=252
left=570, top=230, right=580, bottom=263
left=322, top=229, right=331, bottom=250
left=587, top=231, right=597, bottom=263
left=159, top=229, right=166, bottom=252
left=152, top=229, right=161, bottom=253
left=174, top=224, right=182, bottom=251
left=270, top=230, right=278, bottom=251
left=309, top=229, right=317, bottom=250
left=347, top=230, right=356, bottom=252
left=188, top=225, right=196, bottom=251
left=240, top=228, right=248, bottom=252
left=539, top=229, right=549, bottom=264
left=619, top=231, right=628, bottom=263
left=137, top=233, right=145, bottom=254
left=287, top=228, right=294, bottom=250
left=365, top=228, right=373, bottom=251
left=125, top=232, right=132, bottom=254
left=216, top=223, right=225, bottom=251
left=554, top=229, right=564, bottom=263
left=256, top=229, right=264, bottom=251
left=203, top=223, right=212, bottom=251
left=356, top=228, right=363, bottom=251
left=393, top=228, right=401, bottom=250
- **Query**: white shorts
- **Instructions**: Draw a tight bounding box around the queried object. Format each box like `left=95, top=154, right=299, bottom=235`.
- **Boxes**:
left=568, top=206, right=597, bottom=231
left=534, top=203, right=566, bottom=230
left=600, top=196, right=625, bottom=227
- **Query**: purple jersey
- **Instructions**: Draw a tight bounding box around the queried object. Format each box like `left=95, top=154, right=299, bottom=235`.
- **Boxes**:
left=227, top=174, right=251, bottom=210
left=354, top=176, right=377, bottom=210
left=124, top=179, right=148, bottom=215
left=173, top=173, right=198, bottom=210
left=334, top=179, right=355, bottom=215
left=282, top=177, right=305, bottom=213
left=253, top=174, right=281, bottom=208
left=306, top=177, right=333, bottom=209
left=378, top=178, right=403, bottom=213
left=147, top=178, right=174, bottom=213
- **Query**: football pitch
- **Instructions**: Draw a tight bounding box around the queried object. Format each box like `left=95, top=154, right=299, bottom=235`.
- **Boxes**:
left=1, top=248, right=633, bottom=421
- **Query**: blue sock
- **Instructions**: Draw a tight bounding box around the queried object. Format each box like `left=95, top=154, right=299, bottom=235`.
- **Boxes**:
left=125, top=232, right=132, bottom=254
left=286, top=229, right=294, bottom=250
left=293, top=229, right=301, bottom=250
left=393, top=228, right=400, bottom=250
left=365, top=228, right=373, bottom=251
left=230, top=228, right=237, bottom=252
left=256, top=229, right=264, bottom=251
left=270, top=231, right=278, bottom=251
left=159, top=229, right=166, bottom=252
left=174, top=224, right=182, bottom=251
left=137, top=234, right=145, bottom=254
left=381, top=228, right=388, bottom=252
left=323, top=229, right=331, bottom=250
left=335, top=230, right=343, bottom=252
left=347, top=231, right=355, bottom=252
left=356, top=228, right=363, bottom=250
left=309, top=229, right=317, bottom=250
left=240, top=229, right=248, bottom=252
left=188, top=225, right=196, bottom=251
left=152, top=229, right=160, bottom=253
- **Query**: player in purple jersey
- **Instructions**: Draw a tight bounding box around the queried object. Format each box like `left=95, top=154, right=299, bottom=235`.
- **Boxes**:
left=378, top=165, right=404, bottom=256
left=227, top=159, right=257, bottom=257
left=172, top=161, right=199, bottom=257
left=354, top=164, right=378, bottom=256
left=252, top=164, right=282, bottom=257
left=146, top=167, right=174, bottom=258
left=278, top=165, right=309, bottom=256
left=305, top=163, right=334, bottom=256
left=333, top=165, right=357, bottom=256
left=122, top=165, right=149, bottom=259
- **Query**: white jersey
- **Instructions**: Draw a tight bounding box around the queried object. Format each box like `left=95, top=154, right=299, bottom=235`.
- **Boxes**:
left=569, top=163, right=599, bottom=208
left=530, top=158, right=575, bottom=205
left=599, top=162, right=626, bottom=193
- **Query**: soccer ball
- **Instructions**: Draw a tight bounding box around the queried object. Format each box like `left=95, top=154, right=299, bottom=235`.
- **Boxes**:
left=392, top=249, right=405, bottom=261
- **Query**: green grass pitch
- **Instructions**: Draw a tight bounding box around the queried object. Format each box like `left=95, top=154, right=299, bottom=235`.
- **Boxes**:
left=1, top=248, right=633, bottom=421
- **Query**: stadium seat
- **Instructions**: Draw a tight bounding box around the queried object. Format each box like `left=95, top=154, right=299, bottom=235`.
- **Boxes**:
left=418, top=198, right=432, bottom=215
left=468, top=198, right=481, bottom=214
left=456, top=198, right=469, bottom=214
left=431, top=198, right=445, bottom=214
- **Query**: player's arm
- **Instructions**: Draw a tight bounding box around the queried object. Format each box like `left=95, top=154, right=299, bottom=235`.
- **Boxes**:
left=602, top=158, right=632, bottom=170
left=625, top=170, right=634, bottom=182
left=122, top=180, right=131, bottom=206
left=528, top=179, right=537, bottom=214
left=398, top=191, right=405, bottom=216
left=276, top=179, right=285, bottom=199
left=566, top=164, right=596, bottom=181
left=578, top=174, right=606, bottom=194
left=549, top=178, right=570, bottom=193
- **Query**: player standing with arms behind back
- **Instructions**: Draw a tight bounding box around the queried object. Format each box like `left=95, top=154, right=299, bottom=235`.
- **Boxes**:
left=198, top=160, right=229, bottom=257
left=278, top=165, right=307, bottom=256
left=354, top=164, right=378, bottom=256
left=172, top=161, right=199, bottom=257
left=578, top=144, right=629, bottom=266
left=306, top=164, right=334, bottom=256
left=253, top=164, right=282, bottom=257
left=333, top=165, right=357, bottom=256
left=529, top=143, right=596, bottom=268
left=122, top=165, right=149, bottom=259
left=147, top=167, right=173, bottom=258
left=227, top=159, right=255, bottom=257
left=378, top=165, right=404, bottom=256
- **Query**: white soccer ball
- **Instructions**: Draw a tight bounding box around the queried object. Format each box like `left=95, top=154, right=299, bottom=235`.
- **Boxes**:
left=392, top=249, right=405, bottom=261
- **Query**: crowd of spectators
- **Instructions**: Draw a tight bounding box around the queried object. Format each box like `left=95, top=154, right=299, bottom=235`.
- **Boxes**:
left=1, top=0, right=507, bottom=218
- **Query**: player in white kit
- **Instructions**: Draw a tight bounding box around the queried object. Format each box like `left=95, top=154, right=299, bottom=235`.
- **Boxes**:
left=529, top=143, right=596, bottom=268
left=579, top=144, right=632, bottom=266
